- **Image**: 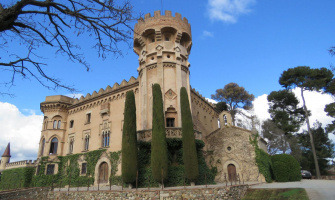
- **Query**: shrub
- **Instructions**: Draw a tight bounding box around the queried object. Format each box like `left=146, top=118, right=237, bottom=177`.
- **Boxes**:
left=151, top=84, right=168, bottom=182
left=180, top=87, right=199, bottom=181
left=122, top=90, right=138, bottom=183
left=271, top=154, right=301, bottom=182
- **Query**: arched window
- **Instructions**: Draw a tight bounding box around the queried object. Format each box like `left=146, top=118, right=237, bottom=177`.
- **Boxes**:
left=85, top=135, right=89, bottom=151
left=223, top=114, right=228, bottom=125
left=69, top=138, right=74, bottom=153
left=57, top=120, right=61, bottom=129
left=50, top=137, right=58, bottom=154
left=102, top=131, right=110, bottom=147
left=40, top=138, right=45, bottom=156
left=53, top=120, right=57, bottom=129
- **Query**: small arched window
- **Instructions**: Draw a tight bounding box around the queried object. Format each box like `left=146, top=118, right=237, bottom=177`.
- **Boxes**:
left=85, top=135, right=89, bottom=151
left=57, top=120, right=61, bottom=129
left=223, top=114, right=228, bottom=125
left=53, top=120, right=57, bottom=129
left=40, top=138, right=45, bottom=156
left=102, top=131, right=110, bottom=147
left=50, top=137, right=58, bottom=154
left=69, top=138, right=74, bottom=153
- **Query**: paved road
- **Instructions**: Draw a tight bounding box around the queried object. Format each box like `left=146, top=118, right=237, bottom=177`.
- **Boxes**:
left=250, top=179, right=335, bottom=200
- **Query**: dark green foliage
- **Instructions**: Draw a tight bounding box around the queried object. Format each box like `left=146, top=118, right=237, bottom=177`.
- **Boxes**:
left=297, top=121, right=335, bottom=175
left=151, top=83, right=168, bottom=182
left=0, top=167, right=35, bottom=190
left=324, top=102, right=335, bottom=134
left=250, top=134, right=273, bottom=183
left=180, top=87, right=199, bottom=181
left=215, top=102, right=228, bottom=112
left=271, top=154, right=301, bottom=182
left=137, top=139, right=215, bottom=187
left=122, top=90, right=138, bottom=183
left=211, top=82, right=255, bottom=126
left=267, top=90, right=305, bottom=135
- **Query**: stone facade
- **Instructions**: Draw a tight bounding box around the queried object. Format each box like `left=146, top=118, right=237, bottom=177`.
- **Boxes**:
left=0, top=10, right=267, bottom=184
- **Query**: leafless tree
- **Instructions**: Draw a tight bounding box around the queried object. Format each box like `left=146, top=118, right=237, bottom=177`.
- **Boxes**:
left=0, top=0, right=134, bottom=96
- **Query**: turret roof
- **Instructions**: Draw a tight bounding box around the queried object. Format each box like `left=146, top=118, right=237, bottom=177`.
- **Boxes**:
left=2, top=143, right=10, bottom=157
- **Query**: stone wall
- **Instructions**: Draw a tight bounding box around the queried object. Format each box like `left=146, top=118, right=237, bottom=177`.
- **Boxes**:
left=206, top=127, right=264, bottom=182
left=0, top=187, right=50, bottom=200
left=48, top=185, right=248, bottom=200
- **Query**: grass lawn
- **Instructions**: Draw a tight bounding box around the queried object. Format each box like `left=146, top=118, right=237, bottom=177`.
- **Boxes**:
left=242, top=188, right=309, bottom=200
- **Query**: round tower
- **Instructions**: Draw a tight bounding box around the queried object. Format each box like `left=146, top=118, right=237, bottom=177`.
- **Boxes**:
left=0, top=143, right=10, bottom=171
left=133, top=10, right=192, bottom=130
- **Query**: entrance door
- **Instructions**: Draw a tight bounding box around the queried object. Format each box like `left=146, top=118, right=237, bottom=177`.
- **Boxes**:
left=99, top=162, right=108, bottom=183
left=227, top=164, right=236, bottom=182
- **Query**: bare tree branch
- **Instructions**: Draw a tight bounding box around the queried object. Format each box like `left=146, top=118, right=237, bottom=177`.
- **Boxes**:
left=0, top=0, right=135, bottom=95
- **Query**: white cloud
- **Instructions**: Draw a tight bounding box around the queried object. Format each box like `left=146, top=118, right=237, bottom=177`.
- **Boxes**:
left=0, top=102, right=43, bottom=162
left=207, top=0, right=256, bottom=23
left=252, top=88, right=335, bottom=142
left=65, top=93, right=84, bottom=99
left=202, top=30, right=214, bottom=38
left=206, top=98, right=218, bottom=104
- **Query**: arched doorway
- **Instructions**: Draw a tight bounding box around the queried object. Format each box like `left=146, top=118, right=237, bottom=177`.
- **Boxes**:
left=227, top=164, right=236, bottom=182
left=99, top=162, right=108, bottom=184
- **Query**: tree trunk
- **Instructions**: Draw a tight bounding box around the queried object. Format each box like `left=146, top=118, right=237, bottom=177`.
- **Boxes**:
left=301, top=88, right=321, bottom=179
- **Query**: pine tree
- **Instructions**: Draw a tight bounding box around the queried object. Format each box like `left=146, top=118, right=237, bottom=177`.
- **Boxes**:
left=151, top=84, right=168, bottom=182
left=122, top=90, right=138, bottom=183
left=180, top=87, right=199, bottom=181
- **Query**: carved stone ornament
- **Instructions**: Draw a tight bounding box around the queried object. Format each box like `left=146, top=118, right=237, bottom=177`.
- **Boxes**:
left=165, top=89, right=177, bottom=101
left=174, top=46, right=181, bottom=52
left=141, top=50, right=147, bottom=56
left=156, top=45, right=163, bottom=51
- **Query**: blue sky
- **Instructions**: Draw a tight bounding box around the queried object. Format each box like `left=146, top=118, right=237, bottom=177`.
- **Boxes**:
left=1, top=0, right=335, bottom=161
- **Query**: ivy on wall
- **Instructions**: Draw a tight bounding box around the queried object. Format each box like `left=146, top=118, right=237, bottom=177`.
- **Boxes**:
left=249, top=133, right=273, bottom=183
left=0, top=167, right=35, bottom=190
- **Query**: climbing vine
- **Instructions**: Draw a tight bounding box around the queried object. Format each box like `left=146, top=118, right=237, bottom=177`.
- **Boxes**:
left=249, top=133, right=273, bottom=183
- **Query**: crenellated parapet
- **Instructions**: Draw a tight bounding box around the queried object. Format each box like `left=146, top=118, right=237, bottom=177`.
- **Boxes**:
left=190, top=86, right=219, bottom=117
left=134, top=10, right=191, bottom=41
left=5, top=159, right=38, bottom=170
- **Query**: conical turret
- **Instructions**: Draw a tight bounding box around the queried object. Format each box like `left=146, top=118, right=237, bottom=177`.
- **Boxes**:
left=0, top=143, right=11, bottom=171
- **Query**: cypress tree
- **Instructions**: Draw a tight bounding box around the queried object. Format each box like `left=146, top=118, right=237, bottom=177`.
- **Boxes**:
left=151, top=83, right=168, bottom=182
left=180, top=87, right=199, bottom=181
left=122, top=90, right=138, bottom=183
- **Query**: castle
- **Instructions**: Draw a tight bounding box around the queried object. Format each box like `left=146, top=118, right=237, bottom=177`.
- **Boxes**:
left=0, top=11, right=267, bottom=184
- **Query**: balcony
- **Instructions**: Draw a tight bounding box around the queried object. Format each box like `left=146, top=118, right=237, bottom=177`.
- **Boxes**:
left=137, top=127, right=202, bottom=141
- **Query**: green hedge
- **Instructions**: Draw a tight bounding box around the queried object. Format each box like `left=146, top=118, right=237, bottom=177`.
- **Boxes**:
left=180, top=87, right=199, bottom=181
left=0, top=167, right=35, bottom=190
left=151, top=83, right=169, bottom=182
left=122, top=90, right=138, bottom=183
left=271, top=154, right=301, bottom=182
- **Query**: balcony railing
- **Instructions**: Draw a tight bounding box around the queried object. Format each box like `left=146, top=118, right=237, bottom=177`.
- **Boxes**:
left=137, top=127, right=202, bottom=141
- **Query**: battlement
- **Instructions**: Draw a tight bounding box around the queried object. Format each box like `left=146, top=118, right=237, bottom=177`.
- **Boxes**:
left=5, top=159, right=37, bottom=169
left=134, top=10, right=191, bottom=39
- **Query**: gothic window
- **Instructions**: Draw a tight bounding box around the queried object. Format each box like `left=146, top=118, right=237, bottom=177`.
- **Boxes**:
left=224, top=114, right=228, bottom=125
left=53, top=120, right=57, bottom=129
left=166, top=118, right=175, bottom=127
left=102, top=131, right=110, bottom=147
left=81, top=163, right=87, bottom=174
left=46, top=164, right=55, bottom=175
left=57, top=120, right=61, bottom=129
left=49, top=137, right=58, bottom=154
left=69, top=120, right=74, bottom=128
left=69, top=138, right=74, bottom=154
left=84, top=135, right=89, bottom=151
left=40, top=138, right=45, bottom=156
left=86, top=113, right=91, bottom=123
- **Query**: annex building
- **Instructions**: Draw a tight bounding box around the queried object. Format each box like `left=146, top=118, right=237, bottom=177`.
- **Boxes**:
left=0, top=11, right=267, bottom=185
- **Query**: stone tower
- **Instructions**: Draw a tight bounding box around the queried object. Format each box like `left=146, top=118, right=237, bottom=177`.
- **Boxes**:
left=0, top=143, right=10, bottom=171
left=133, top=10, right=192, bottom=130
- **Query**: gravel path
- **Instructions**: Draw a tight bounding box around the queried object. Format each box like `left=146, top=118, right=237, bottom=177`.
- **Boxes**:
left=250, top=179, right=335, bottom=200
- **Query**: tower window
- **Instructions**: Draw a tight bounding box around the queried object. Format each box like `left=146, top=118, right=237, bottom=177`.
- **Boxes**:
left=69, top=120, right=74, bottom=128
left=53, top=120, right=57, bottom=129
left=46, top=164, right=55, bottom=175
left=49, top=137, right=58, bottom=154
left=81, top=163, right=87, bottom=174
left=165, top=37, right=169, bottom=41
left=102, top=131, right=110, bottom=147
left=86, top=113, right=91, bottom=123
left=166, top=118, right=175, bottom=127
left=57, top=120, right=61, bottom=129
left=152, top=38, right=155, bottom=43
